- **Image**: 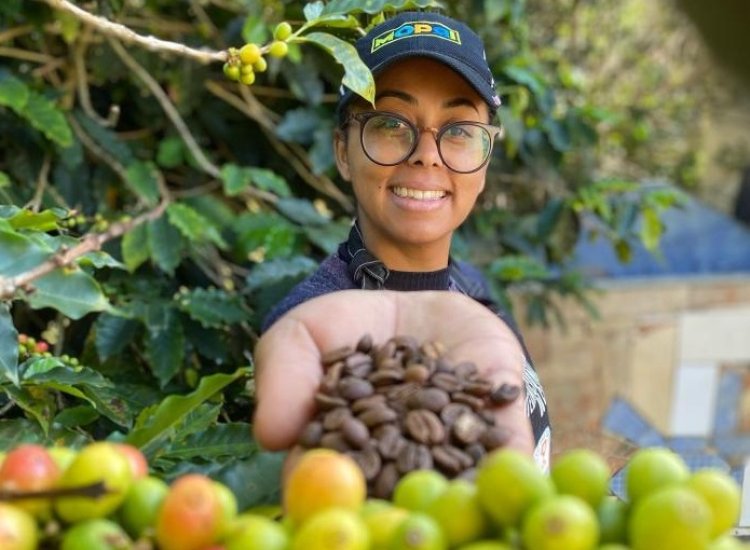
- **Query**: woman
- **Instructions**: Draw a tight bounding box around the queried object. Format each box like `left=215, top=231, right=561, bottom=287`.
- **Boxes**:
left=253, top=11, right=551, bottom=470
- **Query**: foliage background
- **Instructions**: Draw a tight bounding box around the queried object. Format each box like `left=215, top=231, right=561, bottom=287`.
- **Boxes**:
left=0, top=0, right=725, bottom=507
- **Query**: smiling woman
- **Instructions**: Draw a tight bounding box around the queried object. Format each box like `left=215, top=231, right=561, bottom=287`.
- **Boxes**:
left=256, top=10, right=552, bottom=471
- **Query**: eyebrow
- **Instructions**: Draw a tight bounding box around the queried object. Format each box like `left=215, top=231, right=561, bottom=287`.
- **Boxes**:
left=375, top=90, right=480, bottom=115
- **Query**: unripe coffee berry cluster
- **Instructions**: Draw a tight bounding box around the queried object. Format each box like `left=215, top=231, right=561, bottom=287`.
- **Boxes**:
left=295, top=334, right=522, bottom=498
left=223, top=21, right=292, bottom=85
left=17, top=334, right=50, bottom=358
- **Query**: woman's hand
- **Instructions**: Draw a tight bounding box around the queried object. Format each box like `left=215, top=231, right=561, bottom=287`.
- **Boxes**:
left=252, top=290, right=534, bottom=456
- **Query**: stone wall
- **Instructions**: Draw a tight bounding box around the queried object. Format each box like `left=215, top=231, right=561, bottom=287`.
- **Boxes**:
left=512, top=276, right=750, bottom=470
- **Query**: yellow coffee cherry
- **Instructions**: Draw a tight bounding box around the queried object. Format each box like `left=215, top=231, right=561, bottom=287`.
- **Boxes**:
left=239, top=43, right=262, bottom=65
left=240, top=64, right=254, bottom=76
left=240, top=71, right=256, bottom=86
left=268, top=40, right=288, bottom=58
left=252, top=57, right=268, bottom=73
left=273, top=21, right=292, bottom=41
left=223, top=62, right=240, bottom=81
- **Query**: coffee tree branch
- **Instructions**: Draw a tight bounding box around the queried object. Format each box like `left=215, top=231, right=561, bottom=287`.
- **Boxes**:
left=0, top=201, right=170, bottom=300
left=39, top=0, right=227, bottom=64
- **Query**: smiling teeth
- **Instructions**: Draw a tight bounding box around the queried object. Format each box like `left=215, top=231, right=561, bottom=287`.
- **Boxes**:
left=392, top=187, right=446, bottom=200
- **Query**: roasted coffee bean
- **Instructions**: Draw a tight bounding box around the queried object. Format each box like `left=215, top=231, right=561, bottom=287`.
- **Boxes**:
left=452, top=412, right=487, bottom=445
left=320, top=432, right=350, bottom=453
left=341, top=416, right=370, bottom=448
left=374, top=425, right=407, bottom=460
left=379, top=382, right=418, bottom=403
left=420, top=340, right=445, bottom=360
left=407, top=387, right=450, bottom=412
left=347, top=360, right=373, bottom=378
left=322, top=407, right=351, bottom=431
left=351, top=393, right=386, bottom=413
left=322, top=345, right=353, bottom=366
left=345, top=351, right=373, bottom=372
left=374, top=340, right=397, bottom=364
left=338, top=377, right=374, bottom=401
left=368, top=368, right=404, bottom=386
left=347, top=446, right=381, bottom=481
left=440, top=403, right=472, bottom=426
left=298, top=421, right=323, bottom=447
left=463, top=379, right=494, bottom=397
left=490, top=383, right=522, bottom=405
left=465, top=443, right=486, bottom=464
left=396, top=442, right=433, bottom=473
left=432, top=445, right=474, bottom=476
left=372, top=462, right=399, bottom=499
left=431, top=372, right=463, bottom=392
left=357, top=404, right=398, bottom=427
left=355, top=333, right=373, bottom=354
left=480, top=425, right=512, bottom=450
left=403, top=362, right=430, bottom=384
left=321, top=360, right=344, bottom=394
left=314, top=392, right=347, bottom=410
left=452, top=391, right=485, bottom=411
left=454, top=361, right=478, bottom=379
left=404, top=409, right=446, bottom=445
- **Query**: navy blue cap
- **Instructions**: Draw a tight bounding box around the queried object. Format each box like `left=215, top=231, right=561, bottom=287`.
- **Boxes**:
left=338, top=11, right=501, bottom=114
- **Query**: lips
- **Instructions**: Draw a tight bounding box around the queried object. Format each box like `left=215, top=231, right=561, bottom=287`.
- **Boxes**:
left=391, top=186, right=448, bottom=200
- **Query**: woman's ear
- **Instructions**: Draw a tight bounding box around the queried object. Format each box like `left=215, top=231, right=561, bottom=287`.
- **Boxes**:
left=334, top=129, right=351, bottom=182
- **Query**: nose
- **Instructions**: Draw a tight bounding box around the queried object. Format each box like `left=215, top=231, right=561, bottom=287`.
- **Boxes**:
left=407, top=128, right=443, bottom=168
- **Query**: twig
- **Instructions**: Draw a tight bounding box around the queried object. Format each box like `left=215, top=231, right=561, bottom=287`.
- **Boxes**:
left=0, top=482, right=109, bottom=501
left=74, top=26, right=120, bottom=127
left=107, top=37, right=221, bottom=179
left=38, top=0, right=226, bottom=64
left=0, top=24, right=33, bottom=43
left=205, top=80, right=354, bottom=212
left=67, top=114, right=128, bottom=181
left=0, top=46, right=54, bottom=64
left=27, top=155, right=51, bottom=213
left=0, top=201, right=169, bottom=300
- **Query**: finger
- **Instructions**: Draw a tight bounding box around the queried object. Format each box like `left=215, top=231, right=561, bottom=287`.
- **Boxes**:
left=252, top=317, right=323, bottom=450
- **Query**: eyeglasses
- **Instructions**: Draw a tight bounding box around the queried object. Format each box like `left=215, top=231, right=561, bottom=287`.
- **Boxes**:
left=346, top=111, right=503, bottom=174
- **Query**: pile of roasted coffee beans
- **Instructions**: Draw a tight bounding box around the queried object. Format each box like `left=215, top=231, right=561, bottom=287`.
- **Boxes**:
left=295, top=334, right=522, bottom=498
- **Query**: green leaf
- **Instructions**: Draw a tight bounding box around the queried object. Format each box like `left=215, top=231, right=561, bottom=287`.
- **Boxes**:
left=166, top=203, right=227, bottom=249
left=303, top=0, right=325, bottom=20
left=276, top=108, right=321, bottom=143
left=79, top=250, right=125, bottom=270
left=300, top=32, right=375, bottom=105
left=21, top=356, right=66, bottom=379
left=176, top=287, right=251, bottom=328
left=304, top=220, right=349, bottom=254
left=0, top=171, right=10, bottom=188
left=73, top=111, right=135, bottom=166
left=0, top=229, right=51, bottom=277
left=220, top=163, right=249, bottom=196
left=125, top=161, right=161, bottom=207
left=22, top=90, right=73, bottom=147
left=7, top=209, right=61, bottom=231
left=28, top=269, right=111, bottom=319
left=144, top=305, right=185, bottom=388
left=0, top=303, right=19, bottom=386
left=488, top=255, right=550, bottom=282
left=94, top=313, right=139, bottom=361
left=169, top=402, right=222, bottom=442
left=124, top=369, right=249, bottom=457
left=248, top=168, right=291, bottom=197
left=319, top=0, right=441, bottom=16
left=245, top=256, right=318, bottom=291
left=156, top=136, right=184, bottom=168
left=121, top=222, right=150, bottom=272
left=82, top=385, right=133, bottom=428
left=54, top=405, right=99, bottom=428
left=24, top=365, right=113, bottom=388
left=241, top=14, right=269, bottom=45
left=276, top=197, right=329, bottom=225
left=147, top=215, right=184, bottom=275
left=640, top=207, right=663, bottom=252
left=0, top=70, right=29, bottom=112
left=3, top=385, right=54, bottom=435
left=163, top=422, right=254, bottom=460
left=0, top=418, right=89, bottom=450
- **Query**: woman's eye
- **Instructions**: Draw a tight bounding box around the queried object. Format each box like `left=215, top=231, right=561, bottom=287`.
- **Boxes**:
left=374, top=116, right=407, bottom=131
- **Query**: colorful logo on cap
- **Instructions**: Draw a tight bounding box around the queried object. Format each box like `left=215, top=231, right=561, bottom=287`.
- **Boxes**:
left=371, top=21, right=461, bottom=53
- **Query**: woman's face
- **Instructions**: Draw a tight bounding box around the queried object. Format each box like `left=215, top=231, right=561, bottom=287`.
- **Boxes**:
left=335, top=57, right=491, bottom=269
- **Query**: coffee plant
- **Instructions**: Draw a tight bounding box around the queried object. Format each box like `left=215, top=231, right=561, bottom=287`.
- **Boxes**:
left=0, top=0, right=683, bottom=510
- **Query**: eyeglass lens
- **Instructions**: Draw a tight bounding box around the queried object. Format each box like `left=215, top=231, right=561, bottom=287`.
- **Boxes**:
left=360, top=113, right=494, bottom=173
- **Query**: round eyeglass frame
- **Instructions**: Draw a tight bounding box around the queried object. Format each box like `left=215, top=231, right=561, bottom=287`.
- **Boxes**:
left=346, top=110, right=504, bottom=174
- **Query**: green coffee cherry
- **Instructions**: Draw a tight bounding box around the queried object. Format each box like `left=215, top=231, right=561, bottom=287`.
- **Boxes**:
left=252, top=57, right=268, bottom=73
left=223, top=62, right=240, bottom=81
left=273, top=21, right=292, bottom=41
left=240, top=71, right=256, bottom=86
left=268, top=40, right=288, bottom=58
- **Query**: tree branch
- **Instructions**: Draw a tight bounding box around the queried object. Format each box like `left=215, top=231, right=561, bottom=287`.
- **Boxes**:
left=0, top=201, right=169, bottom=300
left=38, top=0, right=226, bottom=64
